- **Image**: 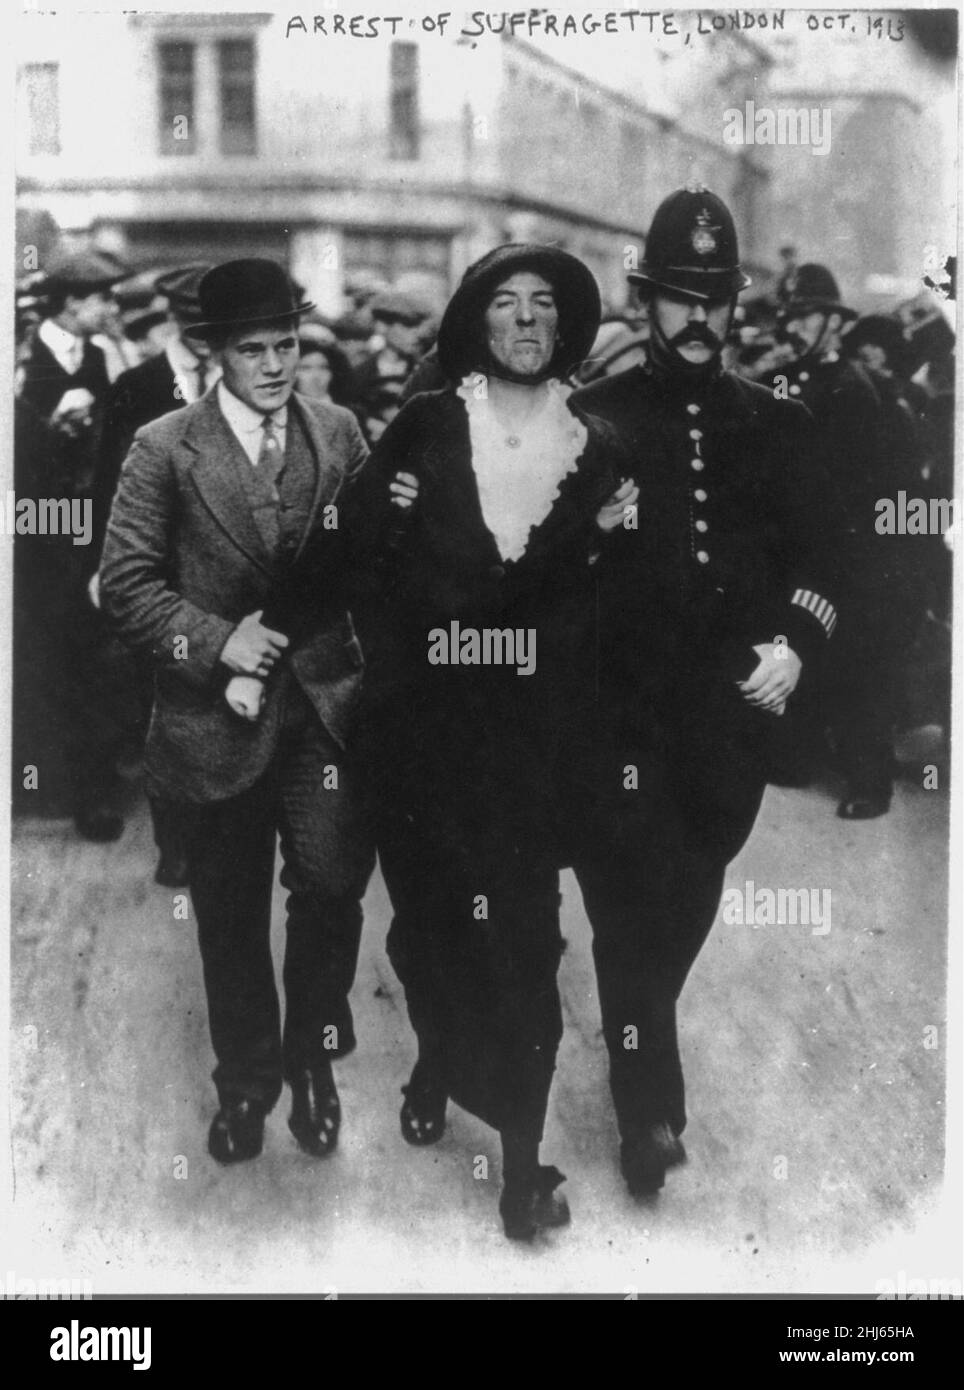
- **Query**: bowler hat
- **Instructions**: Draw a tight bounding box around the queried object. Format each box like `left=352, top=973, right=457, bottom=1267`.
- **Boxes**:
left=629, top=185, right=751, bottom=302
left=778, top=263, right=857, bottom=321
left=436, top=243, right=601, bottom=382
left=186, top=258, right=314, bottom=339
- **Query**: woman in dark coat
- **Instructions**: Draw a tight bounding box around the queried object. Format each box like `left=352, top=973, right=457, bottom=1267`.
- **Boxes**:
left=352, top=244, right=627, bottom=1240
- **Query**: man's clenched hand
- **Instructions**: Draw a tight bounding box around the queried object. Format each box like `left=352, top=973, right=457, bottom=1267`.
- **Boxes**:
left=220, top=609, right=289, bottom=676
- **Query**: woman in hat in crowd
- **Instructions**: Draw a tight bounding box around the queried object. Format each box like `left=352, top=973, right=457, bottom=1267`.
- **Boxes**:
left=350, top=244, right=631, bottom=1240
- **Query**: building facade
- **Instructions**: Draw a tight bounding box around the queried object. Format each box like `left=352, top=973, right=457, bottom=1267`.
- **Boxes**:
left=16, top=8, right=769, bottom=315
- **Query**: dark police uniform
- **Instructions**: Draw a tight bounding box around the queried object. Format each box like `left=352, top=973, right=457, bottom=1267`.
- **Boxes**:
left=567, top=187, right=842, bottom=1190
left=775, top=268, right=914, bottom=814
left=571, top=362, right=841, bottom=1148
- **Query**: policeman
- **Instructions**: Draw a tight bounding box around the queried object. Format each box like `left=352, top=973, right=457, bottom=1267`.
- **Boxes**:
left=570, top=186, right=841, bottom=1196
left=776, top=267, right=907, bottom=818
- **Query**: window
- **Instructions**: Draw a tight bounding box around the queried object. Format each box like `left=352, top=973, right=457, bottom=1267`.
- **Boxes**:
left=219, top=38, right=257, bottom=156
left=158, top=41, right=196, bottom=155
left=22, top=63, right=60, bottom=156
left=389, top=42, right=419, bottom=160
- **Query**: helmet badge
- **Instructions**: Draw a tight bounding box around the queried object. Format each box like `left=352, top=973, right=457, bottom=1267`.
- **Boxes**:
left=691, top=207, right=720, bottom=257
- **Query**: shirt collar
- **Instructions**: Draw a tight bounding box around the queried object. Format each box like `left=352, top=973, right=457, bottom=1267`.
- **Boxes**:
left=39, top=317, right=83, bottom=365
left=217, top=379, right=288, bottom=434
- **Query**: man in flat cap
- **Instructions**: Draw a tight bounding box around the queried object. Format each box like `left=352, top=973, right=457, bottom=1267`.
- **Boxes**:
left=17, top=249, right=129, bottom=842
left=99, top=258, right=377, bottom=1165
left=569, top=186, right=842, bottom=1197
left=349, top=290, right=430, bottom=437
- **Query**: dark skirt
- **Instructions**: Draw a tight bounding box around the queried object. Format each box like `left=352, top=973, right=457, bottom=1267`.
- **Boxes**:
left=362, top=662, right=564, bottom=1135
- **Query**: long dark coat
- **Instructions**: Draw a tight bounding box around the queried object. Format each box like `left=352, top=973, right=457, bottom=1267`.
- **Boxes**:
left=349, top=385, right=623, bottom=1130
left=572, top=363, right=842, bottom=861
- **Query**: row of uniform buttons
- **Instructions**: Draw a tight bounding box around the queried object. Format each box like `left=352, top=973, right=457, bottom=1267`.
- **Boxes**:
left=788, top=369, right=810, bottom=398
left=687, top=404, right=710, bottom=564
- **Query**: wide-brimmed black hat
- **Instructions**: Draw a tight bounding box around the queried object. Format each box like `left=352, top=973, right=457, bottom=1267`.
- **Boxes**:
left=436, top=243, right=601, bottom=382
left=185, top=258, right=314, bottom=340
left=778, top=263, right=857, bottom=322
left=628, top=185, right=751, bottom=302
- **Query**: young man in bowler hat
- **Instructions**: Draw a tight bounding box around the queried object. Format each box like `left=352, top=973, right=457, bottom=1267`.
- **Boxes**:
left=99, top=259, right=377, bottom=1164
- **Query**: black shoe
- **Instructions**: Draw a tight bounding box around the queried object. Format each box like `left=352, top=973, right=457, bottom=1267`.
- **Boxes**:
left=74, top=808, right=124, bottom=843
left=208, top=1099, right=265, bottom=1165
left=400, top=1062, right=447, bottom=1146
left=288, top=1066, right=341, bottom=1157
left=620, top=1122, right=687, bottom=1198
left=837, top=791, right=891, bottom=820
left=154, top=852, right=189, bottom=887
left=500, top=1166, right=570, bottom=1241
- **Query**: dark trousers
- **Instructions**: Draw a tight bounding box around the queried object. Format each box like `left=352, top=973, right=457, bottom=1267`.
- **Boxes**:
left=12, top=552, right=138, bottom=817
left=571, top=752, right=763, bottom=1143
left=186, top=686, right=375, bottom=1110
left=574, top=846, right=725, bottom=1139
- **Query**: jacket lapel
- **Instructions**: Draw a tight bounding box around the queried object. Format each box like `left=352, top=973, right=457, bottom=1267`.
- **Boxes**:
left=181, top=392, right=275, bottom=575
left=287, top=393, right=342, bottom=562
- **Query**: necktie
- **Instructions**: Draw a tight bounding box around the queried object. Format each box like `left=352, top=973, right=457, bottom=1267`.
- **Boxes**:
left=257, top=414, right=284, bottom=497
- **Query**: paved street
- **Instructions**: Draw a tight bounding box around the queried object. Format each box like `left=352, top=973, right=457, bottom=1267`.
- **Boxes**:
left=6, top=764, right=951, bottom=1296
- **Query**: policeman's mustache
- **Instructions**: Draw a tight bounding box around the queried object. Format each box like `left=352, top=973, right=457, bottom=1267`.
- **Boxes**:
left=670, top=323, right=721, bottom=350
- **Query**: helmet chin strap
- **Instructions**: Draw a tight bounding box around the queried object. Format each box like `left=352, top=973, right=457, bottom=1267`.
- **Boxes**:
left=647, top=299, right=732, bottom=384
left=794, top=311, right=837, bottom=362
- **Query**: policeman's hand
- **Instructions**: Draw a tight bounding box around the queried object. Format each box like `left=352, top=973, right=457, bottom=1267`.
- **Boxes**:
left=390, top=471, right=419, bottom=509
left=225, top=674, right=266, bottom=722
left=596, top=478, right=640, bottom=533
left=738, top=643, right=802, bottom=716
left=219, top=609, right=289, bottom=676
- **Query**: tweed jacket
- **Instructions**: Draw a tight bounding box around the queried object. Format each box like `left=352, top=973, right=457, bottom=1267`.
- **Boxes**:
left=99, top=388, right=368, bottom=803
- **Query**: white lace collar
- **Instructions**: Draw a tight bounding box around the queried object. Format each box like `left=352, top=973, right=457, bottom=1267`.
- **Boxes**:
left=456, top=375, right=588, bottom=563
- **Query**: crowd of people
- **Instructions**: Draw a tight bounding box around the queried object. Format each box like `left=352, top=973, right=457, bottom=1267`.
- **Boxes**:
left=10, top=187, right=955, bottom=1241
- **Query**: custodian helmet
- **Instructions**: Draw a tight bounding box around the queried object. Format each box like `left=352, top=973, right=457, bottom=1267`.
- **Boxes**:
left=629, top=183, right=752, bottom=302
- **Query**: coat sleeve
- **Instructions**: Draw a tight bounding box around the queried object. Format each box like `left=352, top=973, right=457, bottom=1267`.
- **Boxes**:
left=98, top=428, right=236, bottom=690
left=770, top=398, right=844, bottom=668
